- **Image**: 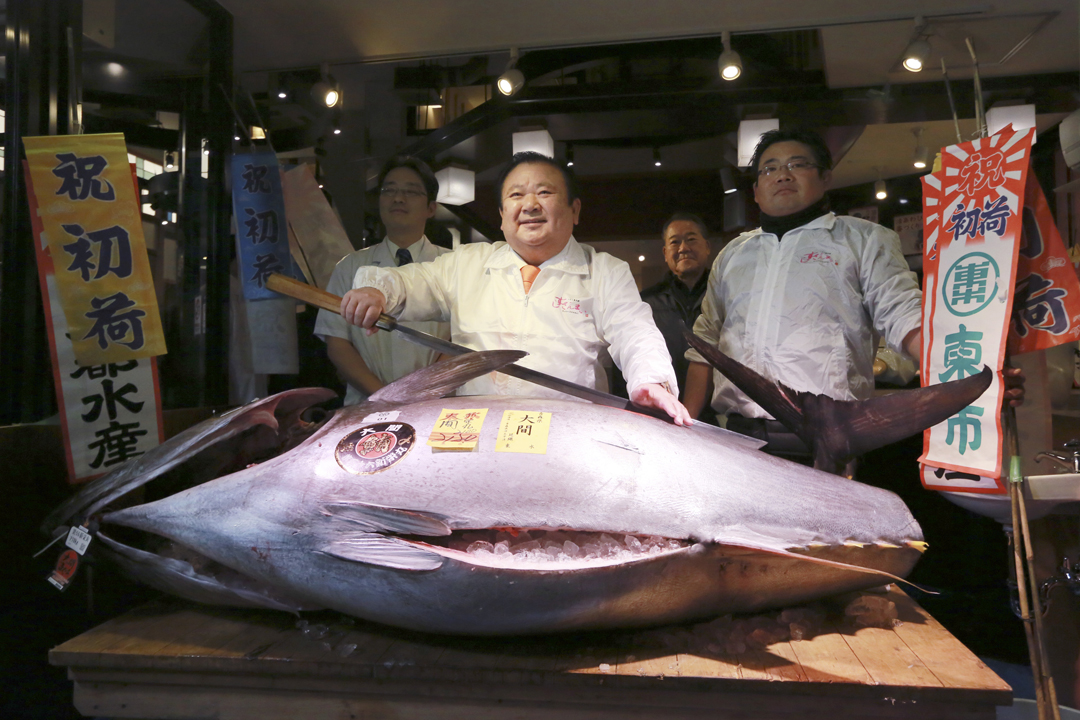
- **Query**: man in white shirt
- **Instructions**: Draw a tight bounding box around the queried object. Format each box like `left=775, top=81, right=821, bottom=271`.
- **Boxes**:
left=340, top=152, right=692, bottom=425
left=684, top=129, right=924, bottom=458
left=314, top=156, right=451, bottom=405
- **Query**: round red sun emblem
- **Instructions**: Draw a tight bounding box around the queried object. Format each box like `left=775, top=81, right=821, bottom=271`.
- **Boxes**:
left=336, top=422, right=415, bottom=475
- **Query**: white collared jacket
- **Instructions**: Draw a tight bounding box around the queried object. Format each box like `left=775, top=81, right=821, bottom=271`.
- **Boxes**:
left=354, top=237, right=677, bottom=399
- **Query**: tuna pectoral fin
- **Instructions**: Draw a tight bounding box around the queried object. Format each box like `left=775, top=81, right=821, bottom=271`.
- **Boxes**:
left=367, top=350, right=527, bottom=407
left=684, top=329, right=994, bottom=472
left=319, top=533, right=444, bottom=571
left=321, top=501, right=452, bottom=536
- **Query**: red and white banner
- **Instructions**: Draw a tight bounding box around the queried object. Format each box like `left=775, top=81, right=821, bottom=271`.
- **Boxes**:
left=1008, top=165, right=1080, bottom=354
left=27, top=160, right=163, bottom=484
left=919, top=127, right=1035, bottom=492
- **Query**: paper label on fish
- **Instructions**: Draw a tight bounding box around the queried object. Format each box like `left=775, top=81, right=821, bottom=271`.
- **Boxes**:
left=47, top=549, right=80, bottom=591
left=495, top=411, right=551, bottom=454
left=335, top=423, right=416, bottom=474
left=65, top=525, right=93, bottom=555
left=361, top=411, right=400, bottom=424
left=428, top=408, right=488, bottom=450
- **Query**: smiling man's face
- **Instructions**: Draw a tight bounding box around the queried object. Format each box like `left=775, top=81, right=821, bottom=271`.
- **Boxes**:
left=663, top=220, right=710, bottom=285
left=752, top=140, right=831, bottom=218
left=499, top=162, right=581, bottom=265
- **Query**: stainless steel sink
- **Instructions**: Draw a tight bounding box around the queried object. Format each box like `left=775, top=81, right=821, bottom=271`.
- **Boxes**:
left=940, top=473, right=1080, bottom=524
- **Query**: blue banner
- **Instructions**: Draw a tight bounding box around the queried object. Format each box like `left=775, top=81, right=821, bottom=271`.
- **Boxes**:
left=231, top=152, right=298, bottom=299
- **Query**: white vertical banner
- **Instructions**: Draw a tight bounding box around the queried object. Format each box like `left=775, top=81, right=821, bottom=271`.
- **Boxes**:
left=919, top=127, right=1034, bottom=491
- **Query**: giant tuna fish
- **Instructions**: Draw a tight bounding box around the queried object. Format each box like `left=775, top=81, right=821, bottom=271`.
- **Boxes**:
left=44, top=347, right=991, bottom=635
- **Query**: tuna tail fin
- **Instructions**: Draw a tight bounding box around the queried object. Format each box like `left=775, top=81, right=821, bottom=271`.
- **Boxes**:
left=684, top=330, right=993, bottom=473
left=366, top=349, right=527, bottom=407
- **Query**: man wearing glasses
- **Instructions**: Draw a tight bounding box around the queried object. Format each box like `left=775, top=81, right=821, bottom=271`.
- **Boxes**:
left=314, top=156, right=451, bottom=405
left=682, top=129, right=924, bottom=460
left=340, top=151, right=691, bottom=425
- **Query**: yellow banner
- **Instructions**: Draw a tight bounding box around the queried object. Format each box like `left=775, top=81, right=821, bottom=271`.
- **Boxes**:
left=428, top=408, right=488, bottom=450
left=23, top=133, right=165, bottom=365
left=495, top=410, right=551, bottom=454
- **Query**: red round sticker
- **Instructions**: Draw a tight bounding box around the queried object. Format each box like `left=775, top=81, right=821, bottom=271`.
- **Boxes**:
left=336, top=423, right=415, bottom=475
left=54, top=549, right=79, bottom=581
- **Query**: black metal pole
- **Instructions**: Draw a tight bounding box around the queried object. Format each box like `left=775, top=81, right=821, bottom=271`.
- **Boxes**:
left=0, top=0, right=81, bottom=424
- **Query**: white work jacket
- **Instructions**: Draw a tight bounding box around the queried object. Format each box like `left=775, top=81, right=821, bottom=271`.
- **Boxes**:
left=354, top=237, right=678, bottom=399
left=314, top=237, right=451, bottom=405
left=687, top=213, right=921, bottom=419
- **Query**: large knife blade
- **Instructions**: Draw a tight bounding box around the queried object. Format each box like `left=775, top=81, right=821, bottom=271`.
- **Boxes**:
left=265, top=273, right=763, bottom=448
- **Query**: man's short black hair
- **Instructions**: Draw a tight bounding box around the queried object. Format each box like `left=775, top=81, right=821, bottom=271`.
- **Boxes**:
left=495, top=151, right=581, bottom=206
left=661, top=212, right=709, bottom=241
left=378, top=155, right=439, bottom=201
left=750, top=129, right=833, bottom=176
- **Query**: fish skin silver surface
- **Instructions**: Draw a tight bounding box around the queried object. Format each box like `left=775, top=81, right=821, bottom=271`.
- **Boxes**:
left=49, top=350, right=938, bottom=635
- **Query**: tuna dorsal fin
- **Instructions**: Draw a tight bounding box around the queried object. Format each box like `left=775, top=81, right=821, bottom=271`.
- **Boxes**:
left=684, top=329, right=994, bottom=473
left=318, top=533, right=444, bottom=571
left=366, top=349, right=527, bottom=407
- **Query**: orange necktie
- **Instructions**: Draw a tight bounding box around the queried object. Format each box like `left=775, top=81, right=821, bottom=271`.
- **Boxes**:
left=520, top=264, right=540, bottom=294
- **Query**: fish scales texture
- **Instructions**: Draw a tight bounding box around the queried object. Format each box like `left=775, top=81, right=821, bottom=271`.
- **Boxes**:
left=99, top=393, right=923, bottom=635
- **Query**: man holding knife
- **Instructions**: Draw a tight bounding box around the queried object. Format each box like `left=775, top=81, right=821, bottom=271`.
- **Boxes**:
left=340, top=151, right=692, bottom=425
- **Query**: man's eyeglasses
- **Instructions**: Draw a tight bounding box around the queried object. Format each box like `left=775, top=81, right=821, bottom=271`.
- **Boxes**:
left=379, top=186, right=427, bottom=199
left=757, top=161, right=821, bottom=177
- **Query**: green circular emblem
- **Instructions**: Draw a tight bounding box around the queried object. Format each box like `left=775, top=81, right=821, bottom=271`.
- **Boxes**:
left=940, top=251, right=1000, bottom=317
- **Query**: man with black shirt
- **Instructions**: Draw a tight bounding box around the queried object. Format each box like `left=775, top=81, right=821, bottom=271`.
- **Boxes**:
left=683, top=129, right=923, bottom=460
left=641, top=213, right=712, bottom=415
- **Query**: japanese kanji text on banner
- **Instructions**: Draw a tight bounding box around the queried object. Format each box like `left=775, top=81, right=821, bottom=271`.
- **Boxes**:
left=25, top=157, right=163, bottom=484
left=920, top=126, right=1034, bottom=492
left=232, top=152, right=298, bottom=299
left=22, top=133, right=166, bottom=366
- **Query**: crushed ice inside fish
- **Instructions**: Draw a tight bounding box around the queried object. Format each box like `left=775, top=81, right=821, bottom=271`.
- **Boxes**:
left=436, top=529, right=689, bottom=566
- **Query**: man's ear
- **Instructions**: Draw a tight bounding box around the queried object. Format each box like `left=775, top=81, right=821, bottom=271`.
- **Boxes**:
left=820, top=168, right=833, bottom=189
left=426, top=201, right=437, bottom=219
left=570, top=197, right=581, bottom=225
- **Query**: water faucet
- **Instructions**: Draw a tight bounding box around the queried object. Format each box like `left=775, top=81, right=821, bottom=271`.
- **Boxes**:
left=1035, top=439, right=1080, bottom=473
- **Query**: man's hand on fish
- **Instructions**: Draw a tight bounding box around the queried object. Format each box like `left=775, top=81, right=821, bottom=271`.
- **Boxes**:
left=1003, top=366, right=1025, bottom=408
left=631, top=383, right=694, bottom=426
left=341, top=287, right=388, bottom=336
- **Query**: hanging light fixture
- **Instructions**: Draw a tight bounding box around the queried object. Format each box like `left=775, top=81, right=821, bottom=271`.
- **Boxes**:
left=498, top=48, right=525, bottom=96
left=718, top=31, right=742, bottom=81
left=565, top=144, right=574, bottom=167
left=653, top=147, right=662, bottom=167
left=875, top=178, right=888, bottom=200
left=912, top=127, right=929, bottom=169
left=165, top=151, right=176, bottom=170
left=902, top=18, right=931, bottom=72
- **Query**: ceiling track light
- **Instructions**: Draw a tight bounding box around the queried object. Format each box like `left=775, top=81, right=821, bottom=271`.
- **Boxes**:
left=565, top=144, right=574, bottom=167
left=165, top=151, right=176, bottom=170
left=902, top=18, right=931, bottom=72
left=718, top=30, right=742, bottom=81
left=653, top=147, right=662, bottom=167
left=311, top=62, right=341, bottom=108
left=912, top=127, right=929, bottom=169
left=498, top=48, right=525, bottom=96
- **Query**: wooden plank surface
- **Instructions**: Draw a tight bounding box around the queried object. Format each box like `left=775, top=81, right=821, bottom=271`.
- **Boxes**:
left=51, top=586, right=1012, bottom=719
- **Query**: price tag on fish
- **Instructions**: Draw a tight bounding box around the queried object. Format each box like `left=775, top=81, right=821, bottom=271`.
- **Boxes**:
left=495, top=410, right=551, bottom=454
left=428, top=408, right=488, bottom=451
left=65, top=524, right=93, bottom=555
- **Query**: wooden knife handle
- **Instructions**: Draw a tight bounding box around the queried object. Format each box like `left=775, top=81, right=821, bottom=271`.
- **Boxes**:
left=265, top=273, right=341, bottom=314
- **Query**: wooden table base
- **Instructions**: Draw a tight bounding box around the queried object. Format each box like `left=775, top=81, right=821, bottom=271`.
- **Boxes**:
left=50, top=587, right=1013, bottom=719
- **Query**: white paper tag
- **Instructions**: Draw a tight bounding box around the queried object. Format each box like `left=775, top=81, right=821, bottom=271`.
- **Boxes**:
left=65, top=525, right=92, bottom=555
left=362, top=411, right=400, bottom=423
left=47, top=575, right=67, bottom=591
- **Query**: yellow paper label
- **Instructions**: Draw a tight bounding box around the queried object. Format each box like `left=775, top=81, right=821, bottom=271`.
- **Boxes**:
left=495, top=410, right=551, bottom=454
left=428, top=408, right=488, bottom=450
left=23, top=133, right=166, bottom=365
